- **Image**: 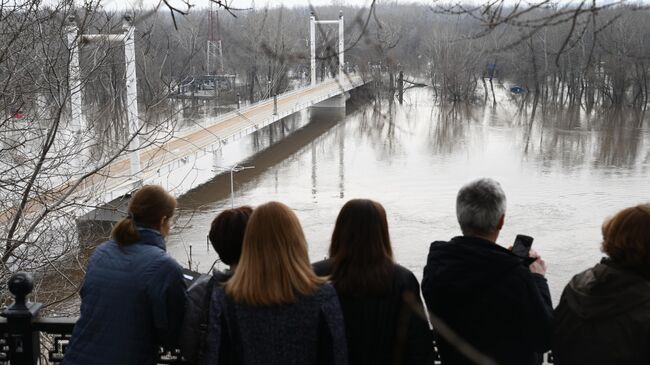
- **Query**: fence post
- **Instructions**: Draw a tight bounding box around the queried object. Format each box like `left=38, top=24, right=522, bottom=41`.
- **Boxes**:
left=1, top=272, right=42, bottom=365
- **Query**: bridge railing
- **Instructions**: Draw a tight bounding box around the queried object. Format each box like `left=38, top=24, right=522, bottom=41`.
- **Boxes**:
left=180, top=73, right=365, bottom=137
left=139, top=75, right=367, bottom=186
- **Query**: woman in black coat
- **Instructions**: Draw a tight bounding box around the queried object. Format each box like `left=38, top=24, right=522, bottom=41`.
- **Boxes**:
left=553, top=204, right=650, bottom=365
left=313, top=199, right=434, bottom=365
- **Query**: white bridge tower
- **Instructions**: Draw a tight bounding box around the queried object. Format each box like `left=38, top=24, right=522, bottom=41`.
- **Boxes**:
left=310, top=11, right=345, bottom=86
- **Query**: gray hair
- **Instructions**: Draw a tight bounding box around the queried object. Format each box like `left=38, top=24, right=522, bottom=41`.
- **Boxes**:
left=456, top=178, right=507, bottom=236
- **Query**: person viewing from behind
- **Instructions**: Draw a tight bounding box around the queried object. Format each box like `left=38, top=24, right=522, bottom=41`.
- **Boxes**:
left=180, top=206, right=253, bottom=364
left=421, top=178, right=552, bottom=365
left=203, top=201, right=348, bottom=365
left=208, top=206, right=253, bottom=282
left=552, top=204, right=650, bottom=365
left=313, top=199, right=434, bottom=365
left=64, top=185, right=186, bottom=365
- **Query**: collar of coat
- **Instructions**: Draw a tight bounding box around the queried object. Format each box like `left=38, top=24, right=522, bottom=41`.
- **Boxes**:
left=425, top=236, right=534, bottom=293
left=135, top=226, right=166, bottom=251
left=449, top=235, right=537, bottom=265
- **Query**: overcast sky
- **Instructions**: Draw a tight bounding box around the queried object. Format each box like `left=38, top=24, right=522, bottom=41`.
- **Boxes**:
left=100, top=0, right=420, bottom=10
left=102, top=0, right=402, bottom=8
left=100, top=0, right=629, bottom=11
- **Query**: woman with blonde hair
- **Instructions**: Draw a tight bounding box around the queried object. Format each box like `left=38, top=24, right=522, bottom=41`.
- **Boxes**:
left=65, top=185, right=186, bottom=365
left=204, top=201, right=347, bottom=365
left=552, top=204, right=650, bottom=365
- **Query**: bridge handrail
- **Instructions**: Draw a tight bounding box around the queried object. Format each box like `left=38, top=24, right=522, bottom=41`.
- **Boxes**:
left=143, top=76, right=365, bottom=178
left=70, top=74, right=367, bottom=214
left=178, top=74, right=363, bottom=139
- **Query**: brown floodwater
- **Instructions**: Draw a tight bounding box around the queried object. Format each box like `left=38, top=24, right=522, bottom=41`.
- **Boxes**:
left=167, top=88, right=650, bottom=303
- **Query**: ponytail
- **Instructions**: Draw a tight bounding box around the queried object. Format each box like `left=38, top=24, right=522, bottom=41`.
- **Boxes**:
left=111, top=185, right=177, bottom=246
left=111, top=216, right=140, bottom=246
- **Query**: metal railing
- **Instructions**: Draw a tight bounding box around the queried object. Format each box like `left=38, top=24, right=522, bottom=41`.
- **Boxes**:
left=0, top=272, right=551, bottom=364
left=0, top=272, right=183, bottom=365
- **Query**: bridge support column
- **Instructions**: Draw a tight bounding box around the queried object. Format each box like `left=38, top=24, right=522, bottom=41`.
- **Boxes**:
left=76, top=195, right=130, bottom=248
left=72, top=15, right=142, bottom=178
left=310, top=11, right=345, bottom=87
left=65, top=17, right=87, bottom=172
left=66, top=19, right=84, bottom=133
left=310, top=93, right=347, bottom=120
left=123, top=17, right=142, bottom=178
left=312, top=94, right=346, bottom=108
left=310, top=14, right=316, bottom=86
left=338, top=12, right=344, bottom=83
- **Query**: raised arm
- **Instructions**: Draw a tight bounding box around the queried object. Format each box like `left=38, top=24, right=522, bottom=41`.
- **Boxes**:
left=523, top=269, right=553, bottom=353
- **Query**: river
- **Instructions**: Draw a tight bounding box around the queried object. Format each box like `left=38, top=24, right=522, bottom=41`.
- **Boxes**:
left=167, top=87, right=650, bottom=302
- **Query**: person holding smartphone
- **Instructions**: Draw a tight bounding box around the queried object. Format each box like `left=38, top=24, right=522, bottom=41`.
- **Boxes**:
left=421, top=178, right=552, bottom=365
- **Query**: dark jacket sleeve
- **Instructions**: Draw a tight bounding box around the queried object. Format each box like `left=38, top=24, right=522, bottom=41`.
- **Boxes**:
left=201, top=288, right=226, bottom=365
left=319, top=286, right=349, bottom=365
left=148, top=258, right=188, bottom=349
left=524, top=272, right=553, bottom=353
left=402, top=272, right=435, bottom=365
left=179, top=275, right=213, bottom=361
left=420, top=241, right=441, bottom=315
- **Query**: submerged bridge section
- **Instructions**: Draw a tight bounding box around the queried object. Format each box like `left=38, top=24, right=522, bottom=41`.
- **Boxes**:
left=76, top=75, right=367, bottom=206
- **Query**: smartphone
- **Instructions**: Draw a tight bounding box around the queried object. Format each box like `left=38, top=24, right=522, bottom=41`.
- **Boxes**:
left=512, top=234, right=534, bottom=257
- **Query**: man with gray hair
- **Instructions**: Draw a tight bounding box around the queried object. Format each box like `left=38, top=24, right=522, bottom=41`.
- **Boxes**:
left=421, top=178, right=552, bottom=365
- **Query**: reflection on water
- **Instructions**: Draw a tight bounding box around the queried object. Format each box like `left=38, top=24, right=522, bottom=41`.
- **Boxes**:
left=168, top=89, right=650, bottom=302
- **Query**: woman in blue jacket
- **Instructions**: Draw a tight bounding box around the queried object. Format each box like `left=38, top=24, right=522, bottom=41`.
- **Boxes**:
left=64, top=185, right=186, bottom=365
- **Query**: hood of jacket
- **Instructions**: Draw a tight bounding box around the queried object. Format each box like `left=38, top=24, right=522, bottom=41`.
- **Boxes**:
left=562, top=258, right=650, bottom=320
left=424, top=236, right=531, bottom=295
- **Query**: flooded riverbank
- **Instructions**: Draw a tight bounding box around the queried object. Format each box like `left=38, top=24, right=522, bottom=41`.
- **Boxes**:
left=168, top=88, right=650, bottom=302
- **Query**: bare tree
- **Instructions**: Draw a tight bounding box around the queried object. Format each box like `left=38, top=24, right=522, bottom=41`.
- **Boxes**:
left=0, top=0, right=212, bottom=307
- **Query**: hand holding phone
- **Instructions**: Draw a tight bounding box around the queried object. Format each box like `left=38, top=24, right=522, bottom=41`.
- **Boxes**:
left=528, top=249, right=547, bottom=276
left=512, top=234, right=534, bottom=257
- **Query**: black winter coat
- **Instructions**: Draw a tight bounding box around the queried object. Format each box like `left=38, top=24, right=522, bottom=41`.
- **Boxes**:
left=421, top=236, right=552, bottom=365
left=203, top=284, right=348, bottom=365
left=552, top=258, right=650, bottom=365
left=179, top=269, right=233, bottom=363
left=313, top=260, right=434, bottom=365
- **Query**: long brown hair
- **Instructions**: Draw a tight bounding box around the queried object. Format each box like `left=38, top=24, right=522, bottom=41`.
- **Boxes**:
left=601, top=203, right=650, bottom=270
left=329, top=199, right=394, bottom=294
left=226, top=201, right=324, bottom=306
left=111, top=185, right=177, bottom=246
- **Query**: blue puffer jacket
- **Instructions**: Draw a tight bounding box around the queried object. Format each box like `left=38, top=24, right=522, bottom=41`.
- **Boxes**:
left=64, top=227, right=187, bottom=365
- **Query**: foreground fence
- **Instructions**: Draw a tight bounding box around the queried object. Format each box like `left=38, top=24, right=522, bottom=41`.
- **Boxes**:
left=0, top=272, right=553, bottom=364
left=0, top=272, right=183, bottom=364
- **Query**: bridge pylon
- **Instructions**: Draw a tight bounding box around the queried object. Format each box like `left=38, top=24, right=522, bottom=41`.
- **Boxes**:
left=66, top=16, right=142, bottom=179
left=310, top=11, right=345, bottom=86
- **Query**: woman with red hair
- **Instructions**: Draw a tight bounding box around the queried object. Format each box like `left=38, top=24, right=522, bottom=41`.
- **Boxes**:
left=553, top=204, right=650, bottom=365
